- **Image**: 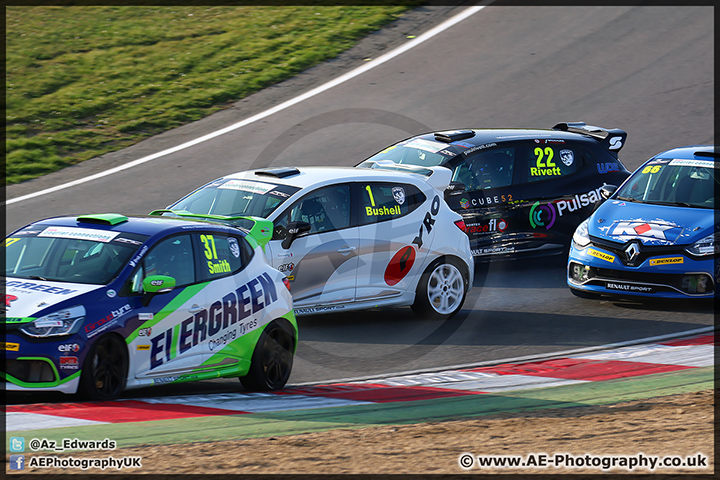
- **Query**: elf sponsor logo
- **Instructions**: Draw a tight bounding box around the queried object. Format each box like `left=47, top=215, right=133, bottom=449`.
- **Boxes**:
left=149, top=273, right=277, bottom=370
left=467, top=218, right=507, bottom=235
left=138, top=327, right=152, bottom=337
left=649, top=257, right=684, bottom=266
left=610, top=222, right=683, bottom=242
left=58, top=343, right=80, bottom=353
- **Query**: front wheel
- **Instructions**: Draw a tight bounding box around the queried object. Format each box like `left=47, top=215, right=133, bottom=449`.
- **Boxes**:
left=412, top=259, right=467, bottom=320
left=79, top=334, right=128, bottom=400
left=240, top=320, right=295, bottom=391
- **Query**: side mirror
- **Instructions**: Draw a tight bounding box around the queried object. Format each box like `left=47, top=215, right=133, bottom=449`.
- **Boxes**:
left=599, top=185, right=618, bottom=200
left=281, top=221, right=311, bottom=249
left=445, top=181, right=466, bottom=196
left=141, top=275, right=176, bottom=307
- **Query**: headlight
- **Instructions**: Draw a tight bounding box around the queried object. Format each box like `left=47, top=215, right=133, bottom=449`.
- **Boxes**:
left=685, top=232, right=719, bottom=256
left=572, top=218, right=591, bottom=248
left=19, top=306, right=86, bottom=338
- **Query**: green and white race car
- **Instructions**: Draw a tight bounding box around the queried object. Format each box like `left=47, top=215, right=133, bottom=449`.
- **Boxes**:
left=3, top=213, right=297, bottom=400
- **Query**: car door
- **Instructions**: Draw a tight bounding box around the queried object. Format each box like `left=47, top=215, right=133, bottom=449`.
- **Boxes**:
left=125, top=233, right=210, bottom=380
left=353, top=181, right=430, bottom=301
left=444, top=145, right=519, bottom=256
left=265, top=184, right=359, bottom=309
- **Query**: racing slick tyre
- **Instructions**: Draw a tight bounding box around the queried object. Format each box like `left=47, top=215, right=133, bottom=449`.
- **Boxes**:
left=79, top=334, right=128, bottom=400
left=569, top=287, right=602, bottom=300
left=240, top=319, right=295, bottom=391
left=412, top=257, right=467, bottom=320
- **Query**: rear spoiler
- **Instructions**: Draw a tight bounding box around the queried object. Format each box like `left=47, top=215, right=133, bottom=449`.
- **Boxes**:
left=553, top=122, right=627, bottom=158
left=148, top=210, right=273, bottom=250
left=356, top=160, right=453, bottom=192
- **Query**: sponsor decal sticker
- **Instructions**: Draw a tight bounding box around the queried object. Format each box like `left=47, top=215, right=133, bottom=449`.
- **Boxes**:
left=138, top=313, right=154, bottom=321
left=218, top=179, right=276, bottom=194
left=606, top=282, right=654, bottom=293
left=38, top=226, right=119, bottom=243
left=610, top=222, right=683, bottom=242
left=404, top=138, right=447, bottom=153
left=59, top=356, right=79, bottom=370
left=597, top=162, right=620, bottom=174
left=384, top=246, right=416, bottom=286
left=58, top=343, right=80, bottom=353
left=278, top=263, right=295, bottom=273
left=392, top=187, right=406, bottom=205
left=559, top=149, right=574, bottom=166
left=137, top=345, right=151, bottom=351
left=4, top=294, right=18, bottom=307
left=106, top=289, right=117, bottom=298
left=459, top=198, right=470, bottom=210
left=668, top=159, right=717, bottom=169
left=2, top=342, right=20, bottom=351
left=649, top=257, right=684, bottom=266
left=467, top=218, right=507, bottom=235
left=588, top=248, right=615, bottom=263
left=228, top=237, right=241, bottom=258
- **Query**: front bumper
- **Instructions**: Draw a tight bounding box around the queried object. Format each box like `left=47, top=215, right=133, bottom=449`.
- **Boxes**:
left=567, top=244, right=716, bottom=298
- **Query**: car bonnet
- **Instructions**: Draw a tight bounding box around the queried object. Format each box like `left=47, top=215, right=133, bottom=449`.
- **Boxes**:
left=589, top=200, right=715, bottom=246
left=3, top=278, right=103, bottom=323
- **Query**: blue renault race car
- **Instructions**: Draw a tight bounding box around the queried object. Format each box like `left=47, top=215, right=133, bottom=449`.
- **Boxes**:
left=568, top=145, right=717, bottom=299
left=3, top=213, right=297, bottom=399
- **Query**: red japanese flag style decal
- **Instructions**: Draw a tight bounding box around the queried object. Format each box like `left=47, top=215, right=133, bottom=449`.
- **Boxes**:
left=384, top=246, right=416, bottom=286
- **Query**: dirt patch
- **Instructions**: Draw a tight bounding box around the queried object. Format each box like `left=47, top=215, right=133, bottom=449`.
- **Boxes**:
left=12, top=389, right=714, bottom=475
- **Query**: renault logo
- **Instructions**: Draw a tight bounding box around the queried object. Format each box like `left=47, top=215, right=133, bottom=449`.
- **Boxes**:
left=625, top=242, right=640, bottom=262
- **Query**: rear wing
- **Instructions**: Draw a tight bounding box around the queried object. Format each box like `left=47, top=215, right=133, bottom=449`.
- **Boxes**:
left=355, top=160, right=453, bottom=192
left=553, top=122, right=627, bottom=158
left=148, top=210, right=273, bottom=250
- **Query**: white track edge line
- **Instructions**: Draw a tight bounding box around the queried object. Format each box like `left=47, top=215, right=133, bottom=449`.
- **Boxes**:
left=291, top=325, right=716, bottom=386
left=5, top=5, right=488, bottom=207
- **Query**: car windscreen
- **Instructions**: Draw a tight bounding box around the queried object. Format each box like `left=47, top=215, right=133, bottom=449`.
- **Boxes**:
left=4, top=228, right=147, bottom=285
left=170, top=178, right=300, bottom=218
left=364, top=137, right=460, bottom=167
left=615, top=158, right=717, bottom=209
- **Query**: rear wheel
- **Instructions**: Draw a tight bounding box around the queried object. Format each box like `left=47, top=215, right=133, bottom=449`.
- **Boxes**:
left=79, top=334, right=128, bottom=400
left=240, top=320, right=295, bottom=391
left=412, top=258, right=467, bottom=320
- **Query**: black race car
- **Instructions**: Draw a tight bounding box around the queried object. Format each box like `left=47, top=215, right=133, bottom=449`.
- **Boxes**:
left=357, top=122, right=631, bottom=261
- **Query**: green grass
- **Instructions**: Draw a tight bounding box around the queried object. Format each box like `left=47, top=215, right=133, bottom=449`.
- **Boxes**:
left=5, top=5, right=418, bottom=185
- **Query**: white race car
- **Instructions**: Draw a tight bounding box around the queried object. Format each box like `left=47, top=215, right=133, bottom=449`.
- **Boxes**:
left=157, top=165, right=474, bottom=319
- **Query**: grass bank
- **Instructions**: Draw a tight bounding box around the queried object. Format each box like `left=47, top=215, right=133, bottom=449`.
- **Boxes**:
left=5, top=5, right=416, bottom=185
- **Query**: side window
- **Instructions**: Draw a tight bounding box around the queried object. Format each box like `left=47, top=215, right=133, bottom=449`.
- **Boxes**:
left=197, top=233, right=248, bottom=281
left=274, top=185, right=351, bottom=236
left=526, top=144, right=579, bottom=183
left=452, top=148, right=515, bottom=191
left=143, top=235, right=195, bottom=287
left=358, top=182, right=425, bottom=225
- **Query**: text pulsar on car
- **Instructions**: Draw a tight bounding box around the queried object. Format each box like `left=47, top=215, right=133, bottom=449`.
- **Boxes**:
left=568, top=145, right=718, bottom=299
left=157, top=165, right=474, bottom=319
left=356, top=122, right=631, bottom=261
left=3, top=213, right=297, bottom=400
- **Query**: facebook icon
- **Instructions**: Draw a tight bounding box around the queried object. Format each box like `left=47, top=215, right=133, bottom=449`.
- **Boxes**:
left=10, top=455, right=25, bottom=470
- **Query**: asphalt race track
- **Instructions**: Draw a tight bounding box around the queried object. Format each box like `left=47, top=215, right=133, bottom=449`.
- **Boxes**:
left=5, top=5, right=714, bottom=400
